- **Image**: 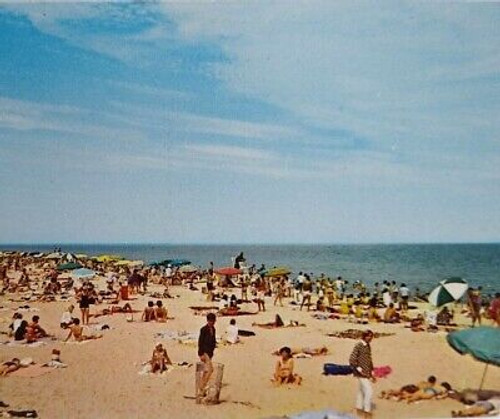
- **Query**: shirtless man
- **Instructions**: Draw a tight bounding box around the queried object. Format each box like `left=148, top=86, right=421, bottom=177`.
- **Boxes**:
left=154, top=301, right=168, bottom=322
left=64, top=318, right=102, bottom=342
left=142, top=301, right=157, bottom=322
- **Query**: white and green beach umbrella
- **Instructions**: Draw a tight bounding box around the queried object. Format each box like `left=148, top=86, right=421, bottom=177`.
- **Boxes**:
left=428, top=277, right=468, bottom=307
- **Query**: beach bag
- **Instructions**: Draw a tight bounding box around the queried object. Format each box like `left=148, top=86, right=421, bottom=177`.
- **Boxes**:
left=323, top=363, right=353, bottom=376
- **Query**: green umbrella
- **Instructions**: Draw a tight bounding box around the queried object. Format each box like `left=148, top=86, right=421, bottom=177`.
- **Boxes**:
left=447, top=327, right=500, bottom=388
left=57, top=262, right=83, bottom=271
left=428, top=277, right=468, bottom=307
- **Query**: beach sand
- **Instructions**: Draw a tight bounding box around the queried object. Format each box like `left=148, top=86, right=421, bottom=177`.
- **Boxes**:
left=1, top=283, right=499, bottom=419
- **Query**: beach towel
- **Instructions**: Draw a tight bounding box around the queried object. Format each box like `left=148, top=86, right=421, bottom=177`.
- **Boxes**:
left=323, top=363, right=353, bottom=376
left=373, top=365, right=392, bottom=379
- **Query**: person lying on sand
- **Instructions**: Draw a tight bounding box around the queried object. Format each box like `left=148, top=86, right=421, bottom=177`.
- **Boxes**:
left=405, top=382, right=453, bottom=403
left=379, top=376, right=438, bottom=400
left=253, top=314, right=284, bottom=328
left=273, top=346, right=328, bottom=357
left=272, top=346, right=302, bottom=386
left=0, top=358, right=21, bottom=376
left=151, top=343, right=172, bottom=373
left=452, top=397, right=500, bottom=417
left=64, top=318, right=102, bottom=342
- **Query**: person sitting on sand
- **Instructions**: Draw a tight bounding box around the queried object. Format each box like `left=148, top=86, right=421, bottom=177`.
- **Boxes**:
left=142, top=301, right=157, bottom=322
left=0, top=358, right=21, bottom=376
left=383, top=303, right=400, bottom=323
left=405, top=382, right=453, bottom=403
left=151, top=343, right=172, bottom=373
left=272, top=346, right=302, bottom=385
left=14, top=320, right=28, bottom=341
left=452, top=397, right=500, bottom=417
left=225, top=319, right=239, bottom=344
left=316, top=297, right=327, bottom=312
left=27, top=315, right=48, bottom=342
left=379, top=376, right=438, bottom=400
left=60, top=305, right=76, bottom=329
left=154, top=301, right=168, bottom=322
left=64, top=318, right=102, bottom=342
left=437, top=306, right=454, bottom=326
left=8, top=313, right=23, bottom=338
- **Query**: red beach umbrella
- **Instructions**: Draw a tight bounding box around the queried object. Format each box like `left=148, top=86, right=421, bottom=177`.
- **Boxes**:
left=215, top=267, right=241, bottom=276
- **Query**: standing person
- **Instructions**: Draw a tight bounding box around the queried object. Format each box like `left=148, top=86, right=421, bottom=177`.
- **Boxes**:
left=300, top=275, right=313, bottom=311
left=197, top=313, right=217, bottom=402
left=467, top=288, right=482, bottom=327
left=274, top=278, right=285, bottom=307
left=234, top=252, right=245, bottom=269
left=399, top=283, right=410, bottom=312
left=488, top=293, right=500, bottom=327
left=349, top=330, right=376, bottom=418
left=77, top=287, right=91, bottom=325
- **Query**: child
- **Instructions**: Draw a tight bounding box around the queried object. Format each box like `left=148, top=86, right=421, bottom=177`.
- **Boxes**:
left=273, top=346, right=302, bottom=385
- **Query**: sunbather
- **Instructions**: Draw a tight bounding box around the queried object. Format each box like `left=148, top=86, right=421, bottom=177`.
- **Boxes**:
left=154, top=301, right=168, bottom=322
left=142, top=301, right=157, bottom=322
left=272, top=346, right=302, bottom=385
left=452, top=397, right=500, bottom=417
left=273, top=346, right=328, bottom=357
left=0, top=358, right=21, bottom=376
left=150, top=343, right=172, bottom=373
left=405, top=382, right=453, bottom=403
left=253, top=314, right=285, bottom=329
left=64, top=318, right=102, bottom=342
left=379, top=376, right=438, bottom=400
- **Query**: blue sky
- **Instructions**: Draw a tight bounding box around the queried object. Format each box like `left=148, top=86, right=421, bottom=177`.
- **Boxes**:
left=1, top=2, right=499, bottom=244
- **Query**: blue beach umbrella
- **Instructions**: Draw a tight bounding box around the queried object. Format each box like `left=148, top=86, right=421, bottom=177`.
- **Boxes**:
left=71, top=268, right=96, bottom=280
left=447, top=327, right=500, bottom=388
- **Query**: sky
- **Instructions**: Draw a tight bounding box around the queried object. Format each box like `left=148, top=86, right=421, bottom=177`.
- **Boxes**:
left=0, top=1, right=499, bottom=244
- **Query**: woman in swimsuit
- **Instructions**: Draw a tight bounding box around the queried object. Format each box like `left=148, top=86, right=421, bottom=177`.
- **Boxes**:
left=78, top=288, right=91, bottom=325
left=273, top=346, right=302, bottom=385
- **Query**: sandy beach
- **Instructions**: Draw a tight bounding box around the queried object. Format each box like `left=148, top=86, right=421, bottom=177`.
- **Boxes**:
left=1, top=261, right=499, bottom=419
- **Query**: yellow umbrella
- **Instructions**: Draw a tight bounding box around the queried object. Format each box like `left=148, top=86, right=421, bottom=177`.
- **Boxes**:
left=114, top=259, right=143, bottom=267
left=95, top=254, right=123, bottom=263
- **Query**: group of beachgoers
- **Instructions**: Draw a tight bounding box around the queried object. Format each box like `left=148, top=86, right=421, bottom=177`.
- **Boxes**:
left=1, top=250, right=500, bottom=418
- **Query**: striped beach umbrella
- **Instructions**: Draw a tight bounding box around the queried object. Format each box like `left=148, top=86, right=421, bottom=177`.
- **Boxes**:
left=428, top=277, right=468, bottom=307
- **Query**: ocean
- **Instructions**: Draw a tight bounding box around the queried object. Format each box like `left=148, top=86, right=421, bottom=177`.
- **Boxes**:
left=1, top=243, right=499, bottom=295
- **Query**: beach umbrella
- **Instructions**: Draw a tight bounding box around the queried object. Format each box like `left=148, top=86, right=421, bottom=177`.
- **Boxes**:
left=447, top=327, right=500, bottom=388
left=166, top=258, right=191, bottom=267
left=46, top=252, right=63, bottom=259
left=95, top=254, right=123, bottom=263
left=215, top=267, right=241, bottom=276
left=57, top=262, right=83, bottom=271
left=71, top=268, right=96, bottom=280
left=179, top=264, right=199, bottom=274
left=428, top=277, right=468, bottom=307
left=265, top=266, right=292, bottom=277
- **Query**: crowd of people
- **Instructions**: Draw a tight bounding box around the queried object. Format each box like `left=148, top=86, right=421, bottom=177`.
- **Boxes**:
left=1, top=249, right=500, bottom=418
